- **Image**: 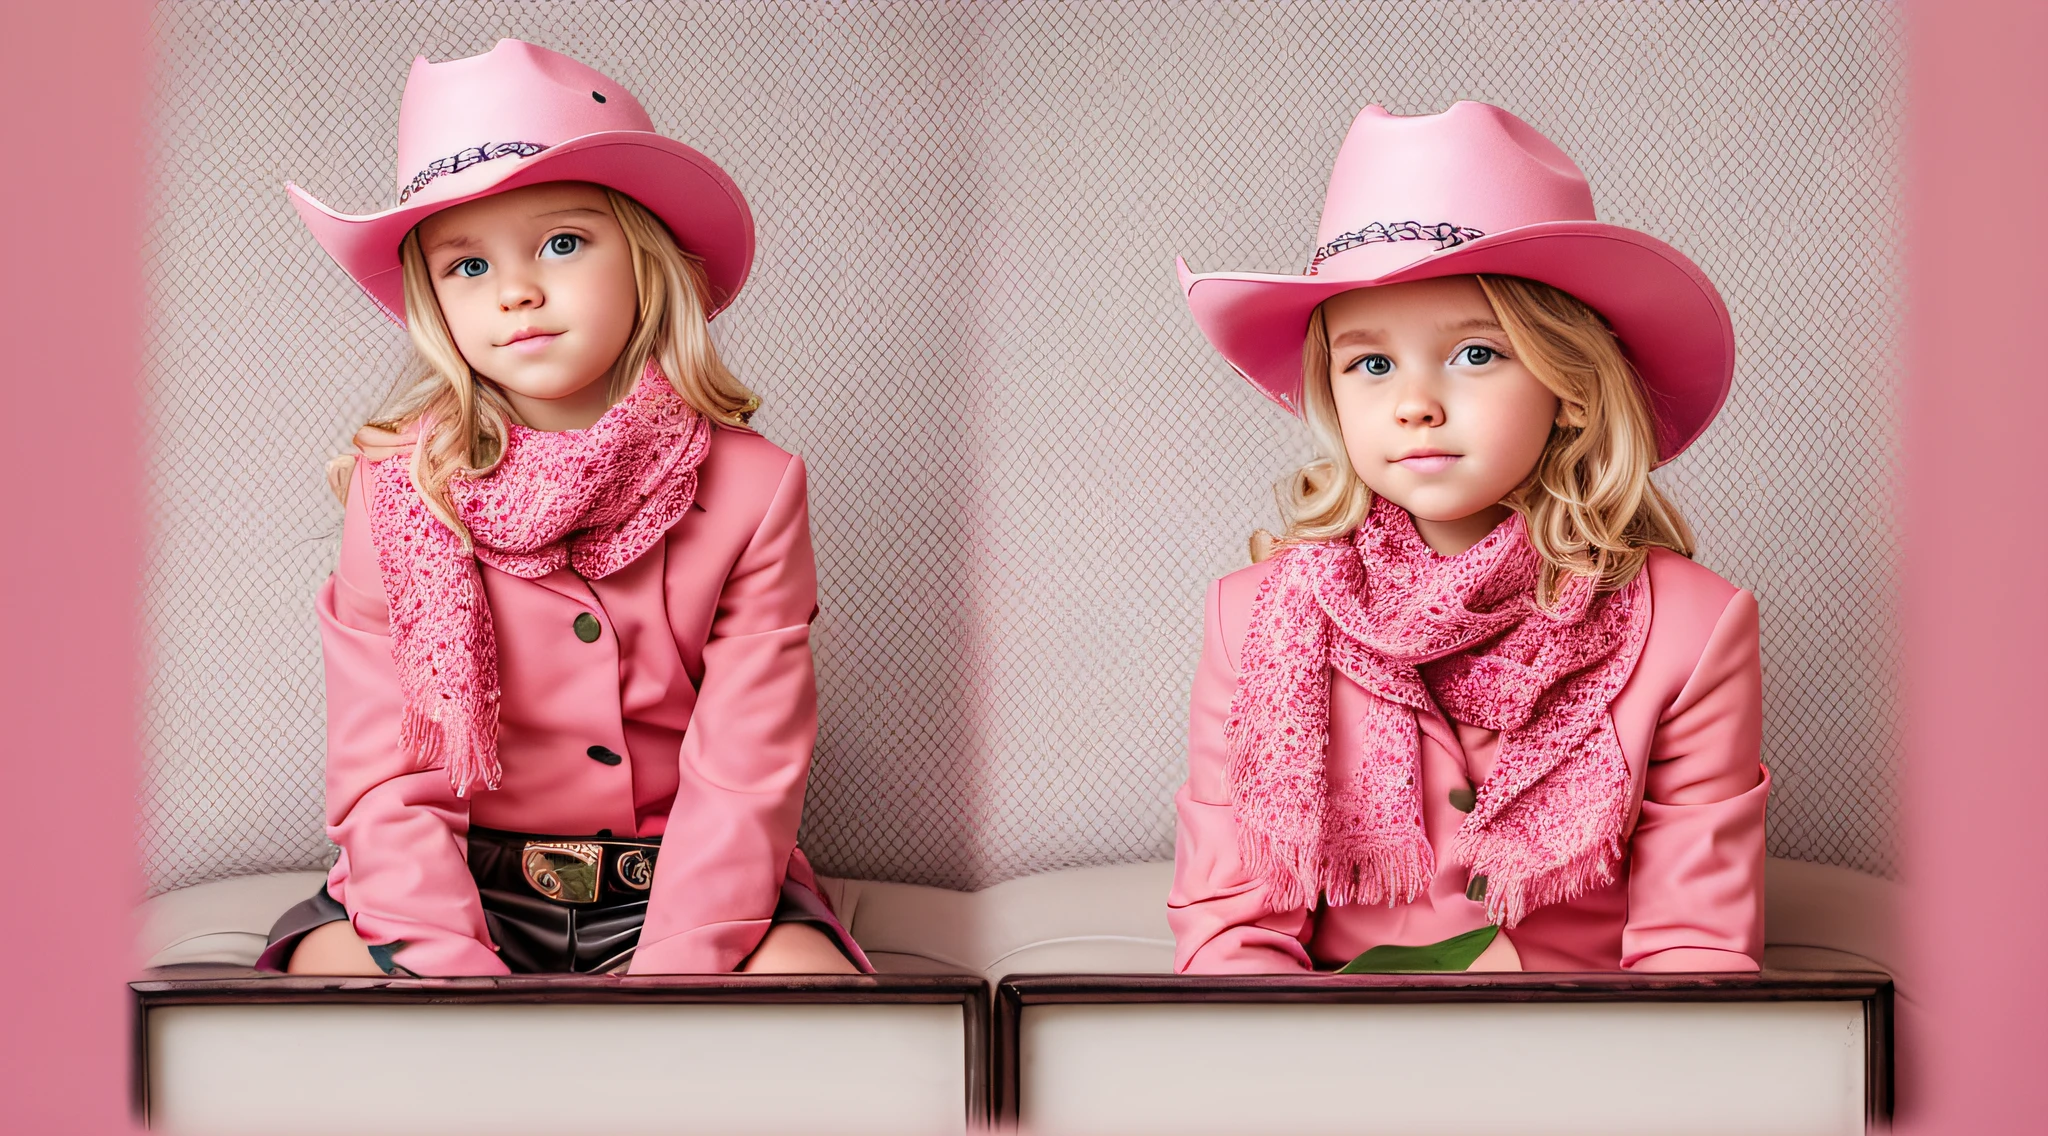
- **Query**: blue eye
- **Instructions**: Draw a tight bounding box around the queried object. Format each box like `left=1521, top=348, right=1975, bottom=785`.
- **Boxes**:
left=454, top=257, right=488, bottom=278
left=1356, top=354, right=1393, bottom=377
left=1457, top=345, right=1497, bottom=366
left=542, top=234, right=583, bottom=257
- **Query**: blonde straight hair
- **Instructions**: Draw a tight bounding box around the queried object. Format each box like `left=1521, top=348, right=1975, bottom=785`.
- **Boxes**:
left=330, top=187, right=759, bottom=545
left=1268, top=274, right=1694, bottom=602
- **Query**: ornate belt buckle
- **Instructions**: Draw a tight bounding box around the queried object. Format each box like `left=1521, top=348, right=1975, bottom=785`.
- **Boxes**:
left=521, top=841, right=603, bottom=904
left=613, top=847, right=655, bottom=891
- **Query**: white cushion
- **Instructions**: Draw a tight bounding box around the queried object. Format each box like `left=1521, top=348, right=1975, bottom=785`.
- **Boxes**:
left=819, top=862, right=1176, bottom=982
left=138, top=870, right=330, bottom=968
left=1763, top=857, right=1902, bottom=982
left=140, top=857, right=1897, bottom=982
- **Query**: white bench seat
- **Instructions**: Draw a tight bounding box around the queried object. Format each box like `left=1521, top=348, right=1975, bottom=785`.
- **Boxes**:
left=135, top=858, right=1896, bottom=1133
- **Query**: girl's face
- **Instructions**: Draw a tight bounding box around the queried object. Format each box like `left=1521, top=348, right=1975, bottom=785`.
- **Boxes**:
left=1323, top=277, right=1561, bottom=554
left=415, top=181, right=639, bottom=431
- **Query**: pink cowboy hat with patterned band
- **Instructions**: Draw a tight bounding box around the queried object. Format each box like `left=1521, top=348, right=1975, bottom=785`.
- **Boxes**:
left=287, top=38, right=753, bottom=326
left=1178, top=101, right=1733, bottom=463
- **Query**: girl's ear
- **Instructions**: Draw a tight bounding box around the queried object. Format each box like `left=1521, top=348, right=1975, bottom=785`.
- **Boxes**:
left=1554, top=400, right=1589, bottom=430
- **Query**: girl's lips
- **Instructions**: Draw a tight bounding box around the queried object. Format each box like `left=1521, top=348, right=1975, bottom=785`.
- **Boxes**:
left=1394, top=453, right=1460, bottom=474
left=504, top=331, right=563, bottom=354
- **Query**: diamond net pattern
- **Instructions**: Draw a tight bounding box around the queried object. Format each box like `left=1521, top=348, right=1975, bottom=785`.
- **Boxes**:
left=141, top=1, right=1901, bottom=894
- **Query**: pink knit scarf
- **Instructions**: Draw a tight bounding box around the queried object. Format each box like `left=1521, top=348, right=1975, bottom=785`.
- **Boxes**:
left=1224, top=495, right=1651, bottom=927
left=365, top=364, right=711, bottom=796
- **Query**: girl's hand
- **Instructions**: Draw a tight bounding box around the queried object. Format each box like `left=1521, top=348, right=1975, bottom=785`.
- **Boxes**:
left=1466, top=928, right=1524, bottom=972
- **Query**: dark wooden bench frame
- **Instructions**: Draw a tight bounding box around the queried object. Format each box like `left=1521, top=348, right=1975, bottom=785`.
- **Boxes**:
left=993, top=969, right=1893, bottom=1127
left=133, top=972, right=990, bottom=1127
left=133, top=968, right=1893, bottom=1130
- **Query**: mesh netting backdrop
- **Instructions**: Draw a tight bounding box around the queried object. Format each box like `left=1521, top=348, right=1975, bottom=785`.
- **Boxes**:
left=141, top=1, right=1901, bottom=895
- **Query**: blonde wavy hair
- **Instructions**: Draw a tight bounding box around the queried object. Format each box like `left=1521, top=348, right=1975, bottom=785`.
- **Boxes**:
left=1264, top=274, right=1694, bottom=602
left=327, top=187, right=758, bottom=545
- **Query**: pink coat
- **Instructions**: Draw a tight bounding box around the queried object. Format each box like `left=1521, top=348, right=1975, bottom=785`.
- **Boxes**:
left=1170, top=548, right=1769, bottom=973
left=320, top=424, right=824, bottom=976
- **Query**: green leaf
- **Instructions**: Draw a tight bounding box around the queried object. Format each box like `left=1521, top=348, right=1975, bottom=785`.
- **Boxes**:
left=1336, top=924, right=1500, bottom=973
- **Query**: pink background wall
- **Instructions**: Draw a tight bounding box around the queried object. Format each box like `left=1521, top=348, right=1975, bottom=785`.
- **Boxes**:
left=1898, top=0, right=2048, bottom=1129
left=1, top=0, right=2040, bottom=1129
left=0, top=0, right=150, bottom=1131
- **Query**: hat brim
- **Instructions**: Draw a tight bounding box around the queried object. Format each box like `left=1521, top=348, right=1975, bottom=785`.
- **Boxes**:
left=1179, top=221, right=1734, bottom=464
left=287, top=131, right=754, bottom=326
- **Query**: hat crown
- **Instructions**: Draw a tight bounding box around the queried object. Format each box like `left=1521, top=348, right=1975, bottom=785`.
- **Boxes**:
left=393, top=39, right=655, bottom=197
left=1315, top=102, right=1595, bottom=260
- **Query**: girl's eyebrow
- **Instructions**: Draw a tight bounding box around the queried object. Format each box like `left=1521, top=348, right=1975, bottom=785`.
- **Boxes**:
left=1330, top=316, right=1503, bottom=348
left=1442, top=316, right=1506, bottom=334
left=422, top=232, right=482, bottom=253
left=421, top=209, right=600, bottom=254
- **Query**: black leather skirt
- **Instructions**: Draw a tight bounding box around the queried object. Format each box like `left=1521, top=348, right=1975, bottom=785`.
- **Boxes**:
left=260, top=826, right=868, bottom=975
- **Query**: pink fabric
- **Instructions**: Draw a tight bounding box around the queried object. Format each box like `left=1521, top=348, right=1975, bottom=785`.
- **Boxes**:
left=324, top=422, right=825, bottom=975
left=1226, top=497, right=1648, bottom=926
left=1173, top=544, right=1766, bottom=973
left=367, top=364, right=710, bottom=797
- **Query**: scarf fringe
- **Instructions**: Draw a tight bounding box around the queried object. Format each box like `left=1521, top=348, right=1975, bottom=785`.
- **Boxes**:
left=399, top=697, right=503, bottom=798
left=1320, top=838, right=1435, bottom=910
left=1465, top=835, right=1623, bottom=928
left=1239, top=827, right=1435, bottom=912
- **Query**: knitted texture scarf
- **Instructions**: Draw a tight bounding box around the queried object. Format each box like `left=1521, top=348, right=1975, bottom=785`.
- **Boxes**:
left=366, top=364, right=711, bottom=796
left=1223, top=495, right=1651, bottom=927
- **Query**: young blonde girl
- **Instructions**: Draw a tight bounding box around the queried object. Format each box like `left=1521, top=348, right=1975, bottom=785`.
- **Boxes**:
left=260, top=40, right=868, bottom=977
left=1170, top=103, right=1766, bottom=973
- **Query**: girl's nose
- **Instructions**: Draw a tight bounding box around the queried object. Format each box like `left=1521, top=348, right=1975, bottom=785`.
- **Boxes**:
left=1394, top=385, right=1445, bottom=428
left=497, top=273, right=543, bottom=311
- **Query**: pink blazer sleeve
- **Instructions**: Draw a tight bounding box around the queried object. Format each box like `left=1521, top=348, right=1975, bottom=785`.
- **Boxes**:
left=1622, top=589, right=1770, bottom=972
left=321, top=461, right=507, bottom=976
left=1168, top=574, right=1316, bottom=973
left=629, top=454, right=821, bottom=974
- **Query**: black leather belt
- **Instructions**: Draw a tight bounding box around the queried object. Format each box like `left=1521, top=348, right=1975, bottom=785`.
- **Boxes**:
left=467, top=825, right=660, bottom=906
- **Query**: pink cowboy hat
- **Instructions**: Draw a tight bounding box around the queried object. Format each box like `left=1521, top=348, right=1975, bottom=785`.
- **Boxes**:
left=1179, top=101, right=1733, bottom=463
left=287, top=39, right=753, bottom=325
